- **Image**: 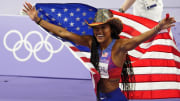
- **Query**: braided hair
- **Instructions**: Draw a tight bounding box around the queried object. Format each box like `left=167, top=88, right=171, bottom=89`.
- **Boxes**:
left=90, top=19, right=135, bottom=100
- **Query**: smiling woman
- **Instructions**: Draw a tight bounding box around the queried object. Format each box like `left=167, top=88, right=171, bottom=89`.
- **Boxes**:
left=23, top=2, right=176, bottom=101
left=92, top=24, right=112, bottom=45
left=88, top=9, right=132, bottom=101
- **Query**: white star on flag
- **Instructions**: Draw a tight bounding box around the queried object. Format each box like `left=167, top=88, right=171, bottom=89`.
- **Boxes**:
left=76, top=27, right=80, bottom=31
left=76, top=8, right=80, bottom=12
left=70, top=22, right=74, bottom=26
left=45, top=13, right=49, bottom=16
left=76, top=17, right=80, bottom=21
left=64, top=17, right=68, bottom=22
left=39, top=8, right=43, bottom=11
left=51, top=8, right=55, bottom=12
left=57, top=13, right=61, bottom=17
left=70, top=12, right=74, bottom=17
left=82, top=12, right=86, bottom=16
left=51, top=18, right=56, bottom=21
left=64, top=8, right=68, bottom=12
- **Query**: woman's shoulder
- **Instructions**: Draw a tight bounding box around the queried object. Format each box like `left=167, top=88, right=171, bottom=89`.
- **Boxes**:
left=113, top=38, right=129, bottom=51
left=114, top=38, right=128, bottom=45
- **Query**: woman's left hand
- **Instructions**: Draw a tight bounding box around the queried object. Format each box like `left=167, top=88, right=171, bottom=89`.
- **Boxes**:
left=159, top=16, right=176, bottom=30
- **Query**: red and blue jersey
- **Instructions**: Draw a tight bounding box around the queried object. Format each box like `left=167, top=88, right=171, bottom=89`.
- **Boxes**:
left=98, top=39, right=122, bottom=79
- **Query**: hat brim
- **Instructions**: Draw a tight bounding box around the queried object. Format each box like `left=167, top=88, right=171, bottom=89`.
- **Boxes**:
left=87, top=22, right=104, bottom=26
left=87, top=17, right=122, bottom=27
left=87, top=17, right=123, bottom=35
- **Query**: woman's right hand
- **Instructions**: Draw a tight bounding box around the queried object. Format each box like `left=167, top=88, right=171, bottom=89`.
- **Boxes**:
left=23, top=2, right=40, bottom=22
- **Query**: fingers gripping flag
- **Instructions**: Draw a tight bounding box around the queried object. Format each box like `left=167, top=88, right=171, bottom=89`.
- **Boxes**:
left=35, top=3, right=180, bottom=100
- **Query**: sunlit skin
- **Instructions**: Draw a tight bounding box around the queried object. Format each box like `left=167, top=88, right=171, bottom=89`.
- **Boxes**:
left=92, top=24, right=113, bottom=50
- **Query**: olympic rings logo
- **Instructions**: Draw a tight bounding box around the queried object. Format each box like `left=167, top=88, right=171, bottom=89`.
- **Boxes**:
left=3, top=30, right=64, bottom=62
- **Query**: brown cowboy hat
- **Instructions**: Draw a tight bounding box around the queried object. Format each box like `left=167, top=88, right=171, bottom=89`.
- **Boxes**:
left=87, top=9, right=123, bottom=35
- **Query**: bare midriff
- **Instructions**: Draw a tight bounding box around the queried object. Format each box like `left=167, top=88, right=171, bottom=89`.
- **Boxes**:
left=99, top=78, right=120, bottom=93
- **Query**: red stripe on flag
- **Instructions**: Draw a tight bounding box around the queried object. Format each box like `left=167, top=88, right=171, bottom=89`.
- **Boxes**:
left=132, top=59, right=180, bottom=67
left=70, top=46, right=80, bottom=52
left=133, top=74, right=180, bottom=83
left=110, top=10, right=158, bottom=28
left=122, top=24, right=141, bottom=36
left=129, top=55, right=139, bottom=61
left=120, top=36, right=130, bottom=39
left=145, top=32, right=173, bottom=43
left=80, top=57, right=90, bottom=62
left=128, top=90, right=180, bottom=99
left=135, top=45, right=180, bottom=56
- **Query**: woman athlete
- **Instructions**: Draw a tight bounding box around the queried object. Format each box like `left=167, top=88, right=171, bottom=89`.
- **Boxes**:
left=23, top=2, right=176, bottom=101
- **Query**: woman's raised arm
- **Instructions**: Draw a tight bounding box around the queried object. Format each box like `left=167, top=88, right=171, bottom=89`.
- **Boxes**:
left=118, top=16, right=176, bottom=52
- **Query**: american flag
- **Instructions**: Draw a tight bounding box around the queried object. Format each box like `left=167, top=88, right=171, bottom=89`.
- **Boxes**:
left=35, top=3, right=180, bottom=100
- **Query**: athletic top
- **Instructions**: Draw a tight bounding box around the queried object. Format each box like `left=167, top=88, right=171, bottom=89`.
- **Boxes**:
left=98, top=39, right=122, bottom=79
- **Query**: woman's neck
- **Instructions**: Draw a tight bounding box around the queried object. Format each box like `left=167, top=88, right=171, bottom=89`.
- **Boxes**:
left=100, top=38, right=113, bottom=50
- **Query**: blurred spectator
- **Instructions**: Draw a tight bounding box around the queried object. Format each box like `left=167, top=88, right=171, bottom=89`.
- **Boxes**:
left=119, top=0, right=163, bottom=21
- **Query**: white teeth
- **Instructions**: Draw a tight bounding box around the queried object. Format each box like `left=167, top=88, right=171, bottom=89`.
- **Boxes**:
left=97, top=35, right=104, bottom=37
